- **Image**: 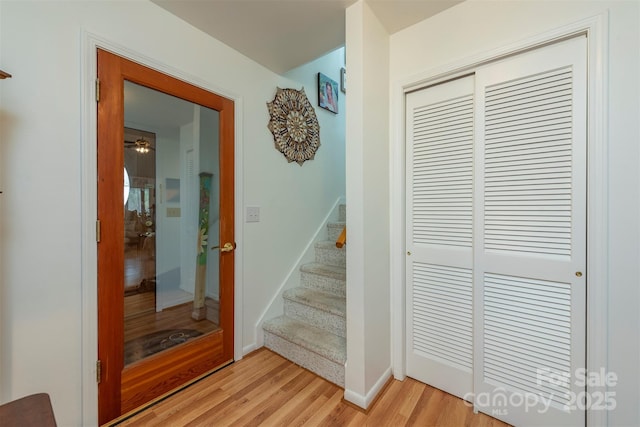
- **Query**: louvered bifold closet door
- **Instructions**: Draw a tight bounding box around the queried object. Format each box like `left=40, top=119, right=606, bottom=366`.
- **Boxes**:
left=473, top=36, right=587, bottom=427
left=406, top=75, right=475, bottom=399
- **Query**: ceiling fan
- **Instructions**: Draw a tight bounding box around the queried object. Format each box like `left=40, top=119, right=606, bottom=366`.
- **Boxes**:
left=124, top=138, right=155, bottom=154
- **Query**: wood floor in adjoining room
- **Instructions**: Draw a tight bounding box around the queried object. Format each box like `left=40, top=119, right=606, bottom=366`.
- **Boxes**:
left=116, top=348, right=510, bottom=427
left=124, top=300, right=219, bottom=343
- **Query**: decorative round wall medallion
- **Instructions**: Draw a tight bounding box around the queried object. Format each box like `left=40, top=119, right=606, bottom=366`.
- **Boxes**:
left=267, top=87, right=320, bottom=166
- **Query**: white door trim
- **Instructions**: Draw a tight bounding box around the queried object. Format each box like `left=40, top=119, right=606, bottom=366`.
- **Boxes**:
left=80, top=31, right=245, bottom=426
left=390, top=12, right=608, bottom=427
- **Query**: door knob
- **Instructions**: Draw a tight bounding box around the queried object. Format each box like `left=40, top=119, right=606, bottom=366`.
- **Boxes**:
left=211, top=242, right=236, bottom=252
left=220, top=242, right=235, bottom=252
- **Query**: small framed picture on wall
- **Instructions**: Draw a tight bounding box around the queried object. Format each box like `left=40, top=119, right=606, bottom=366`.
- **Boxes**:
left=318, top=72, right=339, bottom=114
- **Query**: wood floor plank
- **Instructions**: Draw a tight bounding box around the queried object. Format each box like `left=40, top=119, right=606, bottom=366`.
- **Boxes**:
left=256, top=373, right=323, bottom=426
left=343, top=409, right=368, bottom=427
left=217, top=352, right=287, bottom=393
left=277, top=379, right=336, bottom=427
left=406, top=383, right=442, bottom=426
left=366, top=379, right=408, bottom=426
left=397, top=378, right=427, bottom=419
left=117, top=348, right=511, bottom=427
left=147, top=387, right=229, bottom=426
left=319, top=400, right=361, bottom=426
left=437, top=393, right=471, bottom=426
left=298, top=387, right=345, bottom=426
left=181, top=362, right=297, bottom=426
left=227, top=370, right=317, bottom=427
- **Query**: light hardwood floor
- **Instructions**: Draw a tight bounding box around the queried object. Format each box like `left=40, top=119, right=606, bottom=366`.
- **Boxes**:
left=114, top=348, right=510, bottom=427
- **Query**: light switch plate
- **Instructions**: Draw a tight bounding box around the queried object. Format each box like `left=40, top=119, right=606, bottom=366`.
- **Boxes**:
left=246, top=206, right=260, bottom=223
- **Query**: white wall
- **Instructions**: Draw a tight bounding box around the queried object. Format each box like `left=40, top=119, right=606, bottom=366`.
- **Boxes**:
left=389, top=1, right=640, bottom=426
left=0, top=0, right=346, bottom=425
left=283, top=46, right=346, bottom=192
left=179, top=119, right=197, bottom=296
left=153, top=127, right=184, bottom=310
left=344, top=0, right=392, bottom=409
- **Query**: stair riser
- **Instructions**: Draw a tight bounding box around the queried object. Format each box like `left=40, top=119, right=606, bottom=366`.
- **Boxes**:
left=264, top=332, right=345, bottom=387
left=327, top=224, right=344, bottom=242
left=300, top=271, right=345, bottom=297
left=284, top=299, right=345, bottom=338
left=315, top=246, right=346, bottom=268
left=339, top=204, right=346, bottom=222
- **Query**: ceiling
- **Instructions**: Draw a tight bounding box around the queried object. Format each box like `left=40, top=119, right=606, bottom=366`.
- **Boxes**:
left=152, top=0, right=463, bottom=75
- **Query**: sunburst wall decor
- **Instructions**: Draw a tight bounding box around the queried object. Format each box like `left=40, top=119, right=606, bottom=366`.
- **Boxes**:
left=267, top=87, right=320, bottom=166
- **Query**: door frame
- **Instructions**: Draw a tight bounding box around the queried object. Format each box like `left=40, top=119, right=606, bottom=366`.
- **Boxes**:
left=80, top=32, right=245, bottom=426
left=390, top=13, right=608, bottom=426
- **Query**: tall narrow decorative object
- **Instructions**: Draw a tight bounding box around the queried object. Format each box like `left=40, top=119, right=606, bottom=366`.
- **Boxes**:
left=192, top=172, right=212, bottom=320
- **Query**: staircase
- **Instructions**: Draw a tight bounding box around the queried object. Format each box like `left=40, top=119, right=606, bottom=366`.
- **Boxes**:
left=262, top=204, right=346, bottom=387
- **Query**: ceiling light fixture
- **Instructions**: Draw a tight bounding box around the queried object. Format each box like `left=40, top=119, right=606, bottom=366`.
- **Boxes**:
left=135, top=138, right=150, bottom=154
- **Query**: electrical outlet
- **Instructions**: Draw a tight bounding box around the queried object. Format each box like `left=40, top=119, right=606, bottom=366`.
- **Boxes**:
left=246, top=206, right=260, bottom=223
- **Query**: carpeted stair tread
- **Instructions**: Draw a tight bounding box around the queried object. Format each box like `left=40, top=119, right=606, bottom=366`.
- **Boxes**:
left=300, top=263, right=346, bottom=281
left=263, top=316, right=346, bottom=364
left=284, top=288, right=345, bottom=317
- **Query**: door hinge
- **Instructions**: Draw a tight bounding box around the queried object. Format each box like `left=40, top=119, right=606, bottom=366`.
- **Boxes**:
left=95, top=78, right=100, bottom=102
left=96, top=360, right=102, bottom=384
left=96, top=220, right=101, bottom=243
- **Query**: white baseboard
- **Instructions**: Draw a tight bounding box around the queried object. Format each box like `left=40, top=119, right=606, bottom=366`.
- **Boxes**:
left=157, top=289, right=193, bottom=311
left=242, top=343, right=258, bottom=357
left=344, top=367, right=392, bottom=409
